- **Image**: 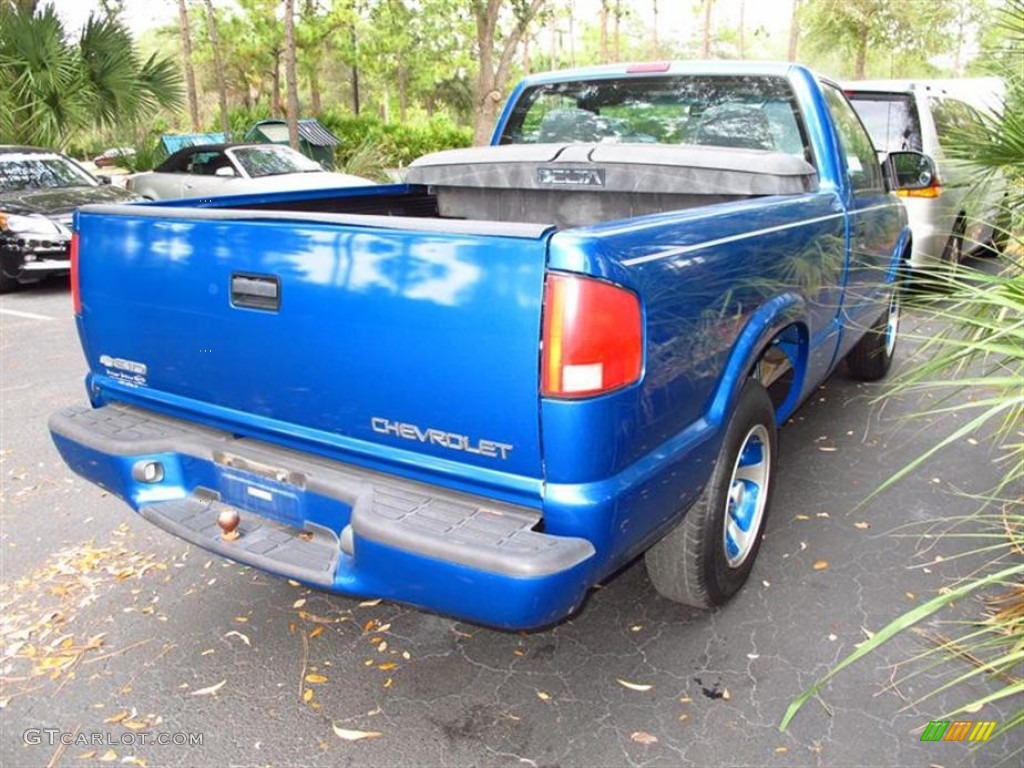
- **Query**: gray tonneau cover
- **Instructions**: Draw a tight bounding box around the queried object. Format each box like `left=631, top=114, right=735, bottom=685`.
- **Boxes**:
left=405, top=143, right=818, bottom=227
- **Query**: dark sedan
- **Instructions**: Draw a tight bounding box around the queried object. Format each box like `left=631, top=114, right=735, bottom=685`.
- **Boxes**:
left=0, top=146, right=140, bottom=292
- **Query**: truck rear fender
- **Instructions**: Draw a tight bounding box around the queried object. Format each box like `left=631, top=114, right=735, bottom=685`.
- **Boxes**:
left=707, top=293, right=810, bottom=428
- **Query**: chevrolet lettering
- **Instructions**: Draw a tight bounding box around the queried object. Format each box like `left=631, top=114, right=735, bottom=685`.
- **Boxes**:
left=370, top=418, right=513, bottom=460
left=50, top=61, right=918, bottom=629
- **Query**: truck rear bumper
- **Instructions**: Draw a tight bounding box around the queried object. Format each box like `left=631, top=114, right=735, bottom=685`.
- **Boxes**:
left=49, top=404, right=596, bottom=629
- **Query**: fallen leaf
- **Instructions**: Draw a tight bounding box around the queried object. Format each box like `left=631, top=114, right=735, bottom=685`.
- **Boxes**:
left=121, top=758, right=147, bottom=767
left=224, top=631, right=250, bottom=646
left=77, top=751, right=97, bottom=759
left=287, top=580, right=300, bottom=586
left=536, top=691, right=551, bottom=701
left=812, top=560, right=829, bottom=571
left=98, top=750, right=117, bottom=762
left=123, top=721, right=147, bottom=731
left=105, top=711, right=129, bottom=724
left=359, top=599, right=382, bottom=608
left=377, top=623, right=391, bottom=633
left=379, top=662, right=397, bottom=671
left=190, top=679, right=226, bottom=696
left=817, top=446, right=837, bottom=452
left=828, top=633, right=838, bottom=642
left=331, top=724, right=382, bottom=741
left=377, top=641, right=388, bottom=653
left=962, top=700, right=984, bottom=713
left=303, top=689, right=314, bottom=703
left=293, top=598, right=307, bottom=609
left=775, top=747, right=789, bottom=754
left=721, top=688, right=731, bottom=701
left=816, top=512, right=830, bottom=518
left=747, top=653, right=759, bottom=660
left=906, top=592, right=916, bottom=601
left=616, top=679, right=653, bottom=692
left=309, top=626, right=325, bottom=639
left=630, top=731, right=658, bottom=745
left=794, top=514, right=810, bottom=521
left=233, top=617, right=248, bottom=623
left=853, top=522, right=870, bottom=530
left=362, top=620, right=376, bottom=632
left=305, top=674, right=328, bottom=684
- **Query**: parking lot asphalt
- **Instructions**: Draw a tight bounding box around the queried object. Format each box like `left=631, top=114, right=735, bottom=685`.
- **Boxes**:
left=1, top=270, right=1019, bottom=768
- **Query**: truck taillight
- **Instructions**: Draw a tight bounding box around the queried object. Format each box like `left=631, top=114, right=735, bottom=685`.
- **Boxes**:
left=541, top=273, right=642, bottom=398
left=70, top=232, right=81, bottom=315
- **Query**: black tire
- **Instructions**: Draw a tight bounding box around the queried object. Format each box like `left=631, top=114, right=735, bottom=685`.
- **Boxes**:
left=985, top=208, right=1011, bottom=256
left=846, top=288, right=899, bottom=381
left=645, top=380, right=777, bottom=608
left=0, top=269, right=20, bottom=294
left=941, top=215, right=965, bottom=264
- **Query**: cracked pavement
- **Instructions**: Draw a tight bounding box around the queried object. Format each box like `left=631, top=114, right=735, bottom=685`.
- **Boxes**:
left=1, top=268, right=1019, bottom=767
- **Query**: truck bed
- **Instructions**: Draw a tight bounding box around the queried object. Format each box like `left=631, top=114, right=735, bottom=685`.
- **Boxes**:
left=188, top=143, right=818, bottom=230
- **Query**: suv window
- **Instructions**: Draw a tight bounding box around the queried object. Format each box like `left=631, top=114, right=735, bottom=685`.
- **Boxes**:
left=822, top=84, right=884, bottom=194
left=845, top=92, right=922, bottom=153
left=929, top=97, right=979, bottom=145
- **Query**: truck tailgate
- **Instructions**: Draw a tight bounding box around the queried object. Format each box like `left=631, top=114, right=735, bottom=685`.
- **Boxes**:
left=74, top=207, right=551, bottom=482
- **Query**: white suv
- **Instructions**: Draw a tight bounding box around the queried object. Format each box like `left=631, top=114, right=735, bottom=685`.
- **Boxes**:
left=844, top=79, right=1006, bottom=269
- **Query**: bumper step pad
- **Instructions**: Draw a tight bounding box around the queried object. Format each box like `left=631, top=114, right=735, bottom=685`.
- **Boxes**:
left=141, top=496, right=339, bottom=586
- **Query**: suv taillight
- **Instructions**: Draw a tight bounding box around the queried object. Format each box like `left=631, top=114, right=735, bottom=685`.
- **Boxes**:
left=70, top=232, right=81, bottom=314
left=541, top=272, right=642, bottom=398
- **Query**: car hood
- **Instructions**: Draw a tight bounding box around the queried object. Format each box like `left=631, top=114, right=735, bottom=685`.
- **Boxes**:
left=0, top=184, right=139, bottom=216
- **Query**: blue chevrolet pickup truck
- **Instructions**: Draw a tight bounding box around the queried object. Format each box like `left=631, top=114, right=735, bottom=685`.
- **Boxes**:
left=49, top=62, right=926, bottom=629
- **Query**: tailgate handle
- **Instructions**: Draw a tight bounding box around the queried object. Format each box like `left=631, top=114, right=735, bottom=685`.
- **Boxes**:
left=231, top=273, right=280, bottom=311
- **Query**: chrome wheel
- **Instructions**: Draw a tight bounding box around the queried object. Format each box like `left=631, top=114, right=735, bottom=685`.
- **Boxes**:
left=723, top=424, right=771, bottom=568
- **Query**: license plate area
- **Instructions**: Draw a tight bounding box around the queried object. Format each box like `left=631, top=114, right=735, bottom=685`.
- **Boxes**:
left=217, top=468, right=303, bottom=529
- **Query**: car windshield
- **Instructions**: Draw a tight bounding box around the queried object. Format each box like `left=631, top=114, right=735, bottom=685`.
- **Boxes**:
left=0, top=153, right=98, bottom=192
left=498, top=74, right=811, bottom=158
left=845, top=93, right=922, bottom=152
left=229, top=146, right=323, bottom=177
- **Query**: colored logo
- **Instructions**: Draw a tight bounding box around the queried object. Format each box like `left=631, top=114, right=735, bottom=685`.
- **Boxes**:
left=920, top=720, right=997, bottom=742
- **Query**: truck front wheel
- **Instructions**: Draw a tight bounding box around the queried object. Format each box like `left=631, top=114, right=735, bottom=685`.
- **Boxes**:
left=645, top=380, right=777, bottom=608
left=846, top=289, right=899, bottom=381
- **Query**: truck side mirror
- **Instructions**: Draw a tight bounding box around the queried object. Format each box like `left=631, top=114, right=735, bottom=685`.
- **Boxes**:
left=214, top=166, right=237, bottom=178
left=886, top=151, right=938, bottom=191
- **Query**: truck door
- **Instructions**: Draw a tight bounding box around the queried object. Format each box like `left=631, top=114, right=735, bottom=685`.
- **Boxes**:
left=819, top=83, right=903, bottom=358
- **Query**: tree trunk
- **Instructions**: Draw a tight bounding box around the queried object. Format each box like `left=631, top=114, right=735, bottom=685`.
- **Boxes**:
left=398, top=64, right=408, bottom=123
left=471, top=0, right=545, bottom=146
left=700, top=0, right=713, bottom=58
left=650, top=0, right=658, bottom=60
left=599, top=0, right=608, bottom=62
left=202, top=0, right=230, bottom=140
left=787, top=0, right=801, bottom=62
left=855, top=22, right=869, bottom=79
left=738, top=0, right=745, bottom=59
left=284, top=0, right=300, bottom=150
left=568, top=1, right=576, bottom=68
left=176, top=0, right=200, bottom=132
left=613, top=0, right=621, bottom=61
left=350, top=27, right=360, bottom=115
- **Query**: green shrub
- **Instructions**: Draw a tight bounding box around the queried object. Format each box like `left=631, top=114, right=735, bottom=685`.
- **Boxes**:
left=317, top=109, right=471, bottom=170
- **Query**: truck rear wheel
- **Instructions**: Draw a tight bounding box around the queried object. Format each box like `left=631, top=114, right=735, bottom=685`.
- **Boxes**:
left=645, top=380, right=776, bottom=608
left=846, top=289, right=899, bottom=381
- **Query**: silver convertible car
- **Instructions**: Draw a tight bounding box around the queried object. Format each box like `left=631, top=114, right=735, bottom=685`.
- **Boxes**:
left=127, top=143, right=374, bottom=200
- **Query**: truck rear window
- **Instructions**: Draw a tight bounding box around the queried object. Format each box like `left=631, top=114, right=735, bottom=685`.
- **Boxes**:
left=845, top=92, right=922, bottom=152
left=498, top=75, right=811, bottom=160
